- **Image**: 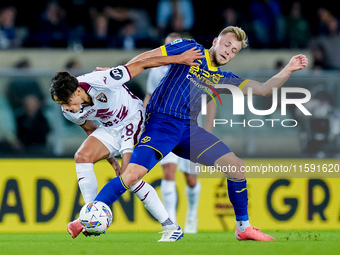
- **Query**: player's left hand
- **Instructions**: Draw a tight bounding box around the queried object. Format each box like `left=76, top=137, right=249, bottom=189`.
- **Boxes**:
left=287, top=54, right=308, bottom=73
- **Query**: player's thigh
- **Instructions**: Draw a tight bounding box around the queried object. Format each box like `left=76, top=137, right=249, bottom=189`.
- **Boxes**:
left=131, top=131, right=180, bottom=171
left=130, top=115, right=184, bottom=171
left=174, top=125, right=232, bottom=166
left=89, top=126, right=124, bottom=159
left=75, top=136, right=110, bottom=163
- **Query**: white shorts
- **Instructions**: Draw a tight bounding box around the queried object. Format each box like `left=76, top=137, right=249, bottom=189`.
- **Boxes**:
left=159, top=152, right=178, bottom=165
left=90, top=108, right=145, bottom=158
left=160, top=152, right=199, bottom=175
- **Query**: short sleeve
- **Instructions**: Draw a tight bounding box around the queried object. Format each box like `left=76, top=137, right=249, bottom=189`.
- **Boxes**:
left=224, top=72, right=249, bottom=88
left=105, top=65, right=131, bottom=88
left=217, top=72, right=250, bottom=94
left=62, top=109, right=86, bottom=126
left=77, top=65, right=131, bottom=91
left=160, top=39, right=198, bottom=56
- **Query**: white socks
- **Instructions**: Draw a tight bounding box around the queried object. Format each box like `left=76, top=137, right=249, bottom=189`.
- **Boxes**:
left=130, top=180, right=174, bottom=227
left=76, top=163, right=176, bottom=230
left=76, top=163, right=97, bottom=203
left=185, top=181, right=201, bottom=220
left=160, top=180, right=177, bottom=223
left=161, top=179, right=202, bottom=223
left=236, top=220, right=251, bottom=232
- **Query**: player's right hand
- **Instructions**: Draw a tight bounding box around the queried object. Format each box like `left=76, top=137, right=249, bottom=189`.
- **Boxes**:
left=178, top=47, right=204, bottom=66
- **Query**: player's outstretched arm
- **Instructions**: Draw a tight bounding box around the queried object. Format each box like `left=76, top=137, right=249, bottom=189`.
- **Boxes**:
left=242, top=54, right=308, bottom=96
left=126, top=47, right=203, bottom=79
left=127, top=47, right=163, bottom=65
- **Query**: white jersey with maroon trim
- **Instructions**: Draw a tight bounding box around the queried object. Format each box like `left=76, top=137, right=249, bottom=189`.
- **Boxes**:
left=62, top=65, right=142, bottom=128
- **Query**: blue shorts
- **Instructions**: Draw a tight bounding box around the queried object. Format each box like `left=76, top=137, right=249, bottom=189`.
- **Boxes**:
left=130, top=113, right=232, bottom=171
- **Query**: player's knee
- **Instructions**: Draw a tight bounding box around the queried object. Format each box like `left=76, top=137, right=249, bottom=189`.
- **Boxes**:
left=122, top=164, right=147, bottom=188
left=74, top=149, right=91, bottom=163
left=229, top=158, right=245, bottom=179
left=185, top=173, right=197, bottom=188
left=163, top=163, right=176, bottom=180
left=236, top=158, right=245, bottom=169
left=186, top=178, right=197, bottom=188
left=124, top=174, right=139, bottom=188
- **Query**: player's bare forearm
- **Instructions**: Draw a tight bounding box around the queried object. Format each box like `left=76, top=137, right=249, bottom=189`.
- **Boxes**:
left=243, top=54, right=308, bottom=96
left=127, top=47, right=203, bottom=78
left=95, top=48, right=163, bottom=72
left=257, top=69, right=291, bottom=96
left=127, top=48, right=163, bottom=65
left=80, top=120, right=98, bottom=136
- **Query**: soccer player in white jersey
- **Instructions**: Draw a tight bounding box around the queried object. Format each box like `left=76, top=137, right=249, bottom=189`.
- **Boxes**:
left=50, top=48, right=203, bottom=241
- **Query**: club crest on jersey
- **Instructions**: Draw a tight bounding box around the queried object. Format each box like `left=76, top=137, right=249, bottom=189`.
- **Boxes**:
left=110, top=67, right=124, bottom=80
left=95, top=92, right=108, bottom=103
left=141, top=136, right=151, bottom=143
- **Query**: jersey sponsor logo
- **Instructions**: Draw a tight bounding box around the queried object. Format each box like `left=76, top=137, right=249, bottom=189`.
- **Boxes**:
left=95, top=108, right=114, bottom=119
left=95, top=105, right=129, bottom=127
left=171, top=39, right=183, bottom=45
left=141, top=136, right=151, bottom=143
left=110, top=68, right=124, bottom=80
left=79, top=109, right=95, bottom=119
left=186, top=73, right=223, bottom=107
left=95, top=92, right=108, bottom=103
left=189, top=65, right=224, bottom=84
left=116, top=105, right=129, bottom=121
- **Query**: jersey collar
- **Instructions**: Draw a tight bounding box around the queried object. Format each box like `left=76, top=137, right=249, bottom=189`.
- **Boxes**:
left=204, top=49, right=218, bottom=72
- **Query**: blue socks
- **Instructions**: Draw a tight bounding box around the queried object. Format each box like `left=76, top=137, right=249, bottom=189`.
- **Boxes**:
left=95, top=176, right=128, bottom=205
left=94, top=172, right=249, bottom=223
left=227, top=177, right=249, bottom=221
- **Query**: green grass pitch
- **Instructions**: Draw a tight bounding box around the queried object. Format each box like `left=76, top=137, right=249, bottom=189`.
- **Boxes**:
left=0, top=230, right=339, bottom=255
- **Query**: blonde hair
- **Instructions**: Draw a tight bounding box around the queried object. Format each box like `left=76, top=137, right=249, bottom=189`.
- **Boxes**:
left=218, top=26, right=248, bottom=49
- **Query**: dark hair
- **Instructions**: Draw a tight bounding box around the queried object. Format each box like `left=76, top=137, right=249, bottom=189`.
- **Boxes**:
left=50, top=71, right=79, bottom=103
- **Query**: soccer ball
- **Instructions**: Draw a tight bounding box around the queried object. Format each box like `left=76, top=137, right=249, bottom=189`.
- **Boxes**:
left=78, top=201, right=113, bottom=234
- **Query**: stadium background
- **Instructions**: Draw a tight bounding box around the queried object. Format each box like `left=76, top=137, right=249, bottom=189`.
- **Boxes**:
left=0, top=1, right=340, bottom=232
